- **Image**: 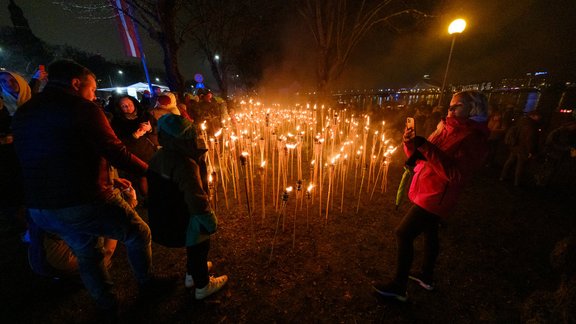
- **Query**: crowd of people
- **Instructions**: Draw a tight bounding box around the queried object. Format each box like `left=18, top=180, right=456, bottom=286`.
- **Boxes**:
left=1, top=60, right=228, bottom=321
left=1, top=59, right=575, bottom=319
left=392, top=99, right=576, bottom=189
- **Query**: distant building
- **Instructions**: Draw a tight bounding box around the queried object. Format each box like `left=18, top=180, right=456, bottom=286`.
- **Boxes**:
left=498, top=71, right=549, bottom=89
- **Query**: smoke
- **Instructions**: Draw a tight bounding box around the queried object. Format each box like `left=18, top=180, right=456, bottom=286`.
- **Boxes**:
left=256, top=0, right=576, bottom=95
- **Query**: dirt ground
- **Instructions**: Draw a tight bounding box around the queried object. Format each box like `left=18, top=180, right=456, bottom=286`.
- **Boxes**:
left=1, top=157, right=575, bottom=323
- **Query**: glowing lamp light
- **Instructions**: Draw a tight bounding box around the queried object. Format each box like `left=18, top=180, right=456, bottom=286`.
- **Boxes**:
left=286, top=186, right=293, bottom=193
left=448, top=19, right=466, bottom=34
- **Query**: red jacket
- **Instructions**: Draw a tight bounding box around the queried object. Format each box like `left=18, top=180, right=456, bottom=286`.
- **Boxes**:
left=404, top=117, right=489, bottom=218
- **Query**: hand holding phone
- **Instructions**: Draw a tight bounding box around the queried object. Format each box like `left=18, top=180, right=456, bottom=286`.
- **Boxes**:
left=33, top=65, right=48, bottom=81
left=406, top=117, right=415, bottom=131
left=403, top=117, right=416, bottom=143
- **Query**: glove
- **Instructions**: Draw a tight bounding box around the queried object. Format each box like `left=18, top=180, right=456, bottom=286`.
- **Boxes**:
left=413, top=136, right=426, bottom=148
left=406, top=150, right=426, bottom=167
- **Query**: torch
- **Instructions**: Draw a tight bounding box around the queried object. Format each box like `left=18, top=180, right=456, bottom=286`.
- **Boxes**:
left=269, top=186, right=292, bottom=265
left=293, top=179, right=302, bottom=249
left=306, top=183, right=313, bottom=230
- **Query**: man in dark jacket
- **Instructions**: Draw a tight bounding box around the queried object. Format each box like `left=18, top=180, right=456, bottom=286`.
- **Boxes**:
left=12, top=60, right=153, bottom=313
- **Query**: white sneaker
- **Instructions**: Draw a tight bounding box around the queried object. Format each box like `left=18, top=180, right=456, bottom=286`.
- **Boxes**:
left=195, top=275, right=228, bottom=300
left=185, top=261, right=213, bottom=288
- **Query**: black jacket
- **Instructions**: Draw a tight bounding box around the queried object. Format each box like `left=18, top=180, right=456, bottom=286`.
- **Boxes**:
left=12, top=84, right=148, bottom=208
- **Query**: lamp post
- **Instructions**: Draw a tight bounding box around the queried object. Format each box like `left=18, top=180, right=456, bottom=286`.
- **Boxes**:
left=438, top=18, right=466, bottom=107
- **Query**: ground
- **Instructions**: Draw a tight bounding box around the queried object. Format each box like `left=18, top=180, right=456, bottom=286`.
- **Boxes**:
left=1, top=161, right=575, bottom=323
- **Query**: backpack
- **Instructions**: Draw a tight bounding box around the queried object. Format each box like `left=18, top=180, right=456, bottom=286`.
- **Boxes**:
left=504, top=124, right=520, bottom=146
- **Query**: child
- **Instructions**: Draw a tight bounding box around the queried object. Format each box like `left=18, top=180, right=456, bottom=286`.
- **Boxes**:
left=147, top=113, right=227, bottom=300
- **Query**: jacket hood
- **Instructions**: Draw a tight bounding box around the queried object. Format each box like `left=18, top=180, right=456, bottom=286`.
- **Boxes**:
left=0, top=71, right=32, bottom=115
left=157, top=114, right=207, bottom=159
left=113, top=95, right=144, bottom=119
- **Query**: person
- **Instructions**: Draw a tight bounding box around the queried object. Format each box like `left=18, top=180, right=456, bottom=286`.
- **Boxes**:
left=184, top=92, right=200, bottom=120
left=12, top=59, right=162, bottom=315
left=499, top=110, right=542, bottom=186
left=190, top=89, right=220, bottom=131
left=28, top=171, right=136, bottom=279
left=0, top=69, right=44, bottom=233
left=147, top=114, right=228, bottom=300
left=27, top=217, right=118, bottom=279
left=373, top=90, right=490, bottom=302
left=111, top=95, right=158, bottom=197
left=485, top=104, right=507, bottom=167
left=140, top=89, right=154, bottom=110
left=422, top=106, right=443, bottom=138
left=535, top=112, right=576, bottom=187
left=149, top=92, right=180, bottom=130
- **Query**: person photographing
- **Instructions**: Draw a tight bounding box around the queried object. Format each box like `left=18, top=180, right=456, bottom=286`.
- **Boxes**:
left=373, top=90, right=490, bottom=302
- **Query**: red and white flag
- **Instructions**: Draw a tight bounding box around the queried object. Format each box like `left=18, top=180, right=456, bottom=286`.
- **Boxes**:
left=110, top=0, right=141, bottom=58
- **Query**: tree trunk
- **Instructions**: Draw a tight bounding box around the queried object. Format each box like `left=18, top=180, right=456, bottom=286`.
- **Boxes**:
left=209, top=59, right=228, bottom=99
left=156, top=0, right=185, bottom=94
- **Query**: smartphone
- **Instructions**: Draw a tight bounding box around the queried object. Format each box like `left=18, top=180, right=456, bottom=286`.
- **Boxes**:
left=406, top=117, right=415, bottom=132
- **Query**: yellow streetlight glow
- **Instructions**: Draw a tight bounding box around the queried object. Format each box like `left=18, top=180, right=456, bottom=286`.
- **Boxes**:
left=438, top=18, right=467, bottom=107
left=448, top=19, right=466, bottom=34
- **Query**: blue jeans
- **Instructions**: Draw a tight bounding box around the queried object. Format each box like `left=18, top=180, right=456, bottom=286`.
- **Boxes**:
left=29, top=192, right=151, bottom=309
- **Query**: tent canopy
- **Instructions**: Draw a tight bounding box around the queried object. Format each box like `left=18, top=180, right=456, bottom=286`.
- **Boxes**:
left=97, top=82, right=170, bottom=98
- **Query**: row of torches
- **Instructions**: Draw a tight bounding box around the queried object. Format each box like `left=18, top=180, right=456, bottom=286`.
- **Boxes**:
left=199, top=102, right=399, bottom=261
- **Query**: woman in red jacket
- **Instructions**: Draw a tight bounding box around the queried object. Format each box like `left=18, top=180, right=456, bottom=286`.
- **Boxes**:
left=373, top=90, right=490, bottom=302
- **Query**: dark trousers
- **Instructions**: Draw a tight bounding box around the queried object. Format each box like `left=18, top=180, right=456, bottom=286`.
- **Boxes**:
left=394, top=204, right=440, bottom=287
left=186, top=239, right=210, bottom=288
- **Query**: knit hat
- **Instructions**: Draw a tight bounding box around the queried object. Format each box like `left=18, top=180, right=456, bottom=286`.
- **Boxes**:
left=157, top=114, right=198, bottom=140
left=155, top=92, right=178, bottom=110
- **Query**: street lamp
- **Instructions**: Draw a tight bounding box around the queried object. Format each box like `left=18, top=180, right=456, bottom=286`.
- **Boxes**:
left=438, top=18, right=466, bottom=107
left=214, top=54, right=220, bottom=61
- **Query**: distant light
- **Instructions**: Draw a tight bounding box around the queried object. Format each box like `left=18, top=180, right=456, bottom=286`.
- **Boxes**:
left=155, top=77, right=160, bottom=82
left=448, top=19, right=466, bottom=34
left=118, top=70, right=123, bottom=75
left=214, top=54, right=220, bottom=61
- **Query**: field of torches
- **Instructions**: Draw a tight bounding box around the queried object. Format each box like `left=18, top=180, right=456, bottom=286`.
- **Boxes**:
left=199, top=101, right=400, bottom=261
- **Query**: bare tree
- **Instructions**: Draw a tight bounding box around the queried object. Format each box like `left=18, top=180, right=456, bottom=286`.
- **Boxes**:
left=297, top=0, right=432, bottom=99
left=56, top=0, right=195, bottom=94
left=186, top=0, right=284, bottom=98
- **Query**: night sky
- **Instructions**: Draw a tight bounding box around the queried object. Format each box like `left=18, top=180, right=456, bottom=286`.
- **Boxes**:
left=1, top=0, right=576, bottom=90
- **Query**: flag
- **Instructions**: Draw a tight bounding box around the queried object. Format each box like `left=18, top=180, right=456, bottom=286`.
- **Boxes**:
left=110, top=0, right=141, bottom=58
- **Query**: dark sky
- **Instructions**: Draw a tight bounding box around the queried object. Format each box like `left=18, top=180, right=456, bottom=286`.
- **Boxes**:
left=2, top=0, right=576, bottom=90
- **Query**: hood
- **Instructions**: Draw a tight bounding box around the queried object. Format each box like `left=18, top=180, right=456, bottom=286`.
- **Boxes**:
left=157, top=114, right=207, bottom=159
left=0, top=71, right=32, bottom=115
